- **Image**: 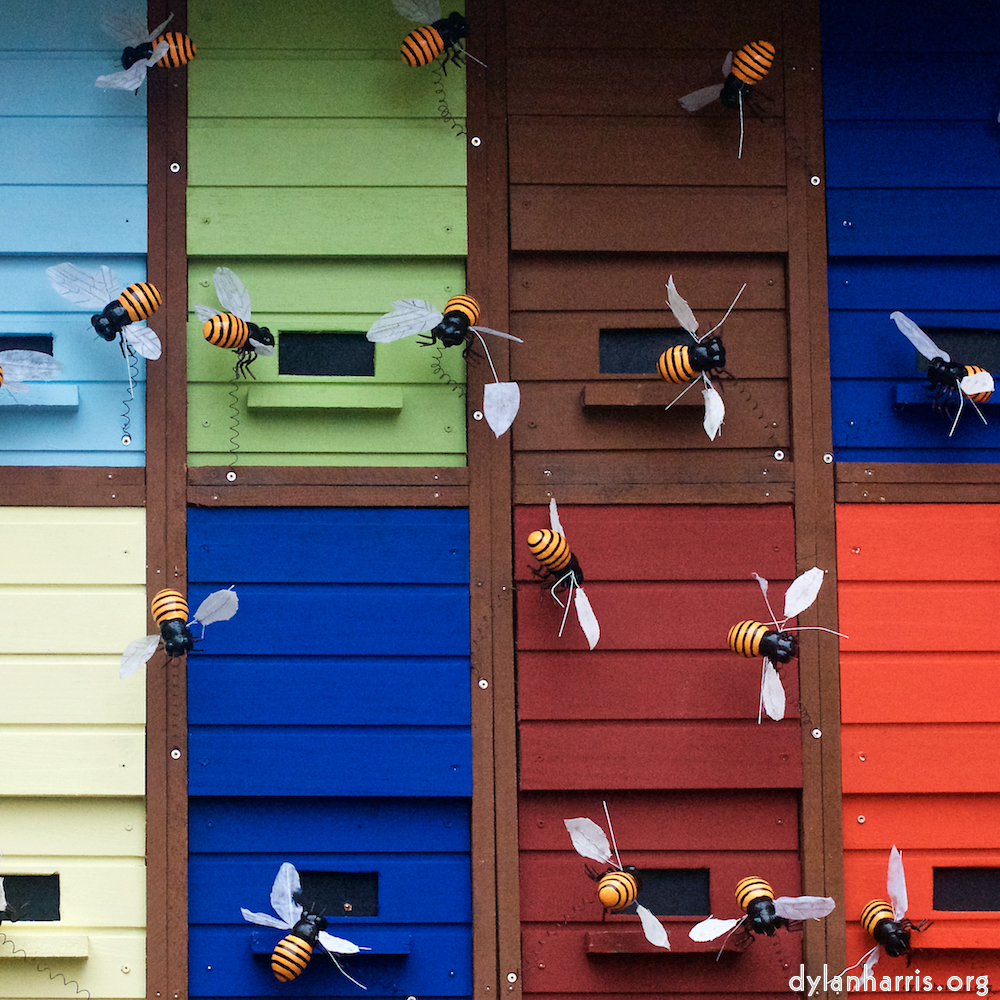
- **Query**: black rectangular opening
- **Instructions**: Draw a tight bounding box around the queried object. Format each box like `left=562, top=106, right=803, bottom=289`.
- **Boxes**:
left=297, top=871, right=378, bottom=917
left=933, top=868, right=1000, bottom=911
left=913, top=328, right=1000, bottom=374
left=599, top=328, right=688, bottom=374
left=0, top=335, right=54, bottom=355
left=278, top=332, right=375, bottom=377
left=1, top=874, right=60, bottom=921
left=619, top=868, right=709, bottom=916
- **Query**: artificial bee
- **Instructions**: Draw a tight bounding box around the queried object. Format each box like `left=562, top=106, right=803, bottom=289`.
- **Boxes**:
left=659, top=275, right=745, bottom=441
left=0, top=350, right=64, bottom=398
left=366, top=294, right=522, bottom=437
left=728, top=567, right=826, bottom=723
left=527, top=498, right=600, bottom=650
left=564, top=807, right=670, bottom=949
left=679, top=42, right=775, bottom=158
left=0, top=877, right=21, bottom=924
left=194, top=267, right=276, bottom=379
left=154, top=31, right=196, bottom=69
left=891, top=310, right=994, bottom=436
left=119, top=587, right=239, bottom=679
left=241, top=863, right=368, bottom=987
left=851, top=847, right=931, bottom=977
left=393, top=0, right=470, bottom=72
left=690, top=876, right=835, bottom=952
left=95, top=11, right=175, bottom=90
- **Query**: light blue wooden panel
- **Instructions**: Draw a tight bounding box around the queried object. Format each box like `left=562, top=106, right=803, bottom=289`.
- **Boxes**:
left=0, top=55, right=152, bottom=115
left=0, top=0, right=119, bottom=50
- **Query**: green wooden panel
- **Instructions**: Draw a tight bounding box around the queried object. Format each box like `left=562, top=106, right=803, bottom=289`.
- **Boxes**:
left=189, top=119, right=467, bottom=187
left=246, top=384, right=403, bottom=410
left=189, top=59, right=467, bottom=120
left=187, top=187, right=467, bottom=256
left=0, top=798, right=145, bottom=855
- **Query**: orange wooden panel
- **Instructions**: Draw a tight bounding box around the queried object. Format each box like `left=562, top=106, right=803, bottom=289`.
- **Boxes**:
left=836, top=505, right=1000, bottom=581
left=840, top=932, right=1000, bottom=986
left=841, top=652, right=1000, bottom=723
left=842, top=723, right=1000, bottom=793
left=838, top=582, right=1000, bottom=652
left=843, top=795, right=1000, bottom=850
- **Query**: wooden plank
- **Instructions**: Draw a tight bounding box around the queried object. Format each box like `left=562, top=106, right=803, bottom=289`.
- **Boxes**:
left=841, top=724, right=1000, bottom=793
left=0, top=797, right=145, bottom=856
left=519, top=721, right=802, bottom=790
left=0, top=730, right=145, bottom=795
left=821, top=2, right=1000, bottom=53
left=842, top=794, right=1000, bottom=851
left=188, top=728, right=472, bottom=796
left=187, top=466, right=469, bottom=487
left=509, top=117, right=786, bottom=185
left=188, top=481, right=470, bottom=507
left=836, top=463, right=1000, bottom=503
left=827, top=260, right=1000, bottom=311
left=187, top=187, right=467, bottom=256
left=510, top=186, right=789, bottom=253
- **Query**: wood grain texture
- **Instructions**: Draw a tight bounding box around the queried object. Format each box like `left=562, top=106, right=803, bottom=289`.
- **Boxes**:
left=842, top=794, right=1000, bottom=851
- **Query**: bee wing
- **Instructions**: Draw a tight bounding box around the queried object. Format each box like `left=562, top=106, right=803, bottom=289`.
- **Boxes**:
left=271, top=862, right=303, bottom=927
left=101, top=9, right=173, bottom=46
left=548, top=497, right=564, bottom=535
left=688, top=916, right=741, bottom=942
left=212, top=267, right=252, bottom=322
left=636, top=904, right=670, bottom=949
left=0, top=877, right=6, bottom=913
left=392, top=0, right=443, bottom=23
left=95, top=42, right=169, bottom=89
left=123, top=323, right=162, bottom=361
left=961, top=370, right=994, bottom=395
left=679, top=83, right=723, bottom=112
left=863, top=944, right=882, bottom=978
left=752, top=572, right=769, bottom=599
left=249, top=337, right=276, bottom=356
left=482, top=381, right=520, bottom=438
left=0, top=350, right=64, bottom=383
left=194, top=588, right=239, bottom=626
left=366, top=299, right=442, bottom=342
left=723, top=51, right=733, bottom=76
left=120, top=635, right=161, bottom=679
left=194, top=304, right=218, bottom=325
left=470, top=325, right=525, bottom=343
left=574, top=585, right=600, bottom=650
left=46, top=262, right=118, bottom=310
left=563, top=817, right=613, bottom=864
left=783, top=566, right=824, bottom=620
left=703, top=382, right=725, bottom=440
left=318, top=930, right=364, bottom=955
left=773, top=895, right=836, bottom=921
left=887, top=846, right=907, bottom=920
left=665, top=275, right=699, bottom=335
left=240, top=907, right=291, bottom=931
left=760, top=658, right=786, bottom=721
left=891, top=311, right=950, bottom=363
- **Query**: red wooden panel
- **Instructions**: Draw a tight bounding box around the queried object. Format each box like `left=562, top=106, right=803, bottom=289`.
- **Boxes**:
left=511, top=186, right=789, bottom=253
left=843, top=794, right=1000, bottom=850
left=836, top=504, right=1000, bottom=581
left=518, top=791, right=800, bottom=852
left=509, top=255, right=786, bottom=313
left=842, top=723, right=1000, bottom=793
left=841, top=652, right=1000, bottom=723
left=513, top=505, right=795, bottom=581
left=838, top=582, right=1000, bottom=653
left=509, top=118, right=787, bottom=186
left=518, top=650, right=799, bottom=721
left=520, top=721, right=803, bottom=790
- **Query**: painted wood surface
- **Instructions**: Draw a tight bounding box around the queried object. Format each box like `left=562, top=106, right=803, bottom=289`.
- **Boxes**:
left=836, top=503, right=1000, bottom=955
left=186, top=0, right=469, bottom=466
left=0, top=506, right=146, bottom=999
left=187, top=507, right=472, bottom=1000
left=822, top=3, right=1000, bottom=463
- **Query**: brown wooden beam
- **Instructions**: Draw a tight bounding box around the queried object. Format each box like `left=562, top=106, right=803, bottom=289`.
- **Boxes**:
left=0, top=467, right=145, bottom=506
left=837, top=462, right=1000, bottom=502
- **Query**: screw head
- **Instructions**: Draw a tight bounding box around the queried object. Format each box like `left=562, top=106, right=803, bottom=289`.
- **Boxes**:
left=226, top=471, right=237, bottom=482
left=773, top=449, right=785, bottom=460
left=121, top=434, right=132, bottom=446
left=478, top=678, right=489, bottom=689
left=471, top=136, right=482, bottom=147
left=810, top=175, right=821, bottom=186
left=473, top=411, right=484, bottom=420
left=170, top=162, right=181, bottom=173
left=170, top=748, right=181, bottom=760
left=811, top=728, right=822, bottom=739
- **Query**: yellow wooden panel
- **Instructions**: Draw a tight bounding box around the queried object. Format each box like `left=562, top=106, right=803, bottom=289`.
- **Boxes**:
left=0, top=588, right=147, bottom=655
left=0, top=931, right=144, bottom=998
left=0, top=798, right=144, bottom=856
left=0, top=933, right=89, bottom=958
left=0, top=657, right=145, bottom=724
left=0, top=509, right=145, bottom=585
left=0, top=730, right=145, bottom=796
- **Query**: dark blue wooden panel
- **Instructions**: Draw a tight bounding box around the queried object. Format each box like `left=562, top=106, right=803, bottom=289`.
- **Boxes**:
left=189, top=799, right=470, bottom=853
left=188, top=508, right=470, bottom=584
left=827, top=190, right=1000, bottom=256
left=188, top=728, right=472, bottom=797
left=821, top=2, right=1000, bottom=52
left=188, top=656, right=471, bottom=725
left=828, top=260, right=1000, bottom=311
left=189, top=925, right=471, bottom=997
left=190, top=857, right=471, bottom=923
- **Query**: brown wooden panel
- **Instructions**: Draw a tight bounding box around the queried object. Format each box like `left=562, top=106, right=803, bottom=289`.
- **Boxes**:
left=519, top=791, right=800, bottom=851
left=511, top=186, right=789, bottom=253
left=0, top=468, right=145, bottom=506
left=509, top=118, right=786, bottom=186
left=510, top=255, right=786, bottom=312
left=507, top=56, right=784, bottom=118
left=511, top=312, right=789, bottom=381
left=842, top=794, right=1000, bottom=851
left=520, top=721, right=803, bottom=790
left=842, top=723, right=1000, bottom=794
left=512, top=381, right=788, bottom=451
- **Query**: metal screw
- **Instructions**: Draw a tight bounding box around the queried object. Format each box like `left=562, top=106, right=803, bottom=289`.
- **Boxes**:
left=478, top=679, right=489, bottom=689
left=810, top=175, right=821, bottom=186
left=170, top=748, right=181, bottom=759
left=773, top=450, right=784, bottom=460
left=812, top=729, right=822, bottom=739
left=858, top=754, right=866, bottom=762
left=823, top=453, right=833, bottom=463
left=121, top=434, right=132, bottom=446
left=857, top=815, right=866, bottom=824
left=170, top=162, right=181, bottom=173
left=226, top=471, right=237, bottom=482
left=122, top=966, right=131, bottom=974
left=471, top=136, right=482, bottom=147
left=344, top=902, right=353, bottom=912
left=507, top=974, right=518, bottom=983
left=473, top=411, right=484, bottom=420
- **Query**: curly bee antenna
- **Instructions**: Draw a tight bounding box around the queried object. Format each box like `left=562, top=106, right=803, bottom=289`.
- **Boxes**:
left=428, top=342, right=466, bottom=398
left=431, top=64, right=467, bottom=137
left=0, top=932, right=92, bottom=999
left=227, top=375, right=241, bottom=467
left=121, top=347, right=140, bottom=442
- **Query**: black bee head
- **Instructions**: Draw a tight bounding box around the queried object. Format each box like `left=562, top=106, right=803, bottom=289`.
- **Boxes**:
left=91, top=313, right=120, bottom=342
left=292, top=911, right=328, bottom=943
left=760, top=629, right=796, bottom=664
left=875, top=920, right=912, bottom=958
left=429, top=312, right=472, bottom=349
left=747, top=897, right=781, bottom=936
left=122, top=42, right=155, bottom=69
left=720, top=74, right=751, bottom=109
left=927, top=356, right=967, bottom=385
left=249, top=325, right=275, bottom=348
left=442, top=11, right=470, bottom=38
left=160, top=619, right=195, bottom=658
left=689, top=336, right=726, bottom=372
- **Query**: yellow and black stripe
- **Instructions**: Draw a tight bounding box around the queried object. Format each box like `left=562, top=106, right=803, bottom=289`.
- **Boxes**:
left=527, top=529, right=572, bottom=574
left=118, top=282, right=162, bottom=323
left=155, top=32, right=196, bottom=68
left=861, top=898, right=894, bottom=939
left=728, top=620, right=770, bottom=659
left=271, top=933, right=313, bottom=982
left=401, top=25, right=445, bottom=66
left=151, top=589, right=188, bottom=626
left=736, top=876, right=774, bottom=913
left=731, top=41, right=775, bottom=86
left=203, top=313, right=250, bottom=351
left=657, top=345, right=698, bottom=384
left=598, top=870, right=638, bottom=911
left=442, top=294, right=480, bottom=327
